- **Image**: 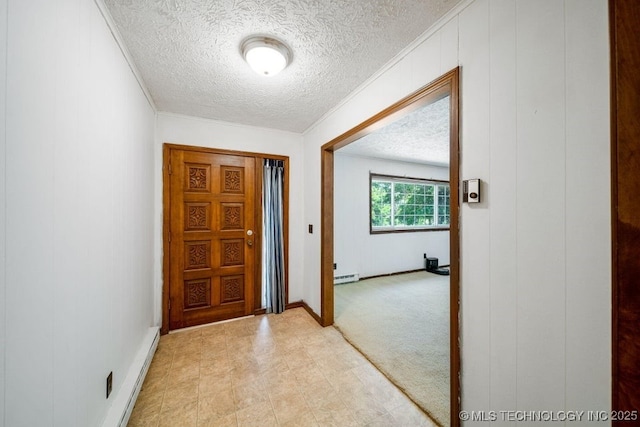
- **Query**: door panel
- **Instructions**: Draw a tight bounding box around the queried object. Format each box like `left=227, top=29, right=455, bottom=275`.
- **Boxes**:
left=169, top=149, right=255, bottom=329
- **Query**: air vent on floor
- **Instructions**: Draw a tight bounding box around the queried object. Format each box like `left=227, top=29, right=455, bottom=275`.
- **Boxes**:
left=334, top=273, right=359, bottom=285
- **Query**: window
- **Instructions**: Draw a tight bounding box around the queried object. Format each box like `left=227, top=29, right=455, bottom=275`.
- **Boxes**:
left=370, top=174, right=450, bottom=232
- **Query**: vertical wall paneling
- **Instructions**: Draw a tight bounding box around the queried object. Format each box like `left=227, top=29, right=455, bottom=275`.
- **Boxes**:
left=300, top=0, right=610, bottom=420
left=4, top=0, right=156, bottom=425
left=409, top=32, right=441, bottom=94
left=52, top=0, right=81, bottom=423
left=440, top=16, right=459, bottom=74
left=459, top=0, right=492, bottom=418
left=565, top=0, right=611, bottom=416
left=0, top=0, right=6, bottom=425
left=303, top=130, right=321, bottom=310
left=516, top=0, right=567, bottom=411
left=6, top=0, right=57, bottom=423
left=488, top=0, right=518, bottom=417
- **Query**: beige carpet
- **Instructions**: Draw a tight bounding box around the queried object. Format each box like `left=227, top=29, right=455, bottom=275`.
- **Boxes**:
left=334, top=271, right=450, bottom=427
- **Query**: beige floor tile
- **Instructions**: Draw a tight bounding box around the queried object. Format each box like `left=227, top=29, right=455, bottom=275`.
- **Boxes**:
left=167, top=362, right=200, bottom=386
left=261, top=369, right=299, bottom=396
left=255, top=353, right=289, bottom=374
left=232, top=381, right=269, bottom=410
left=311, top=400, right=362, bottom=427
left=199, top=323, right=226, bottom=337
left=199, top=372, right=233, bottom=397
left=235, top=401, right=278, bottom=427
left=200, top=341, right=228, bottom=358
left=127, top=410, right=160, bottom=427
left=200, top=356, right=232, bottom=377
left=283, top=348, right=315, bottom=370
left=134, top=386, right=165, bottom=412
left=137, top=375, right=168, bottom=399
left=161, top=380, right=199, bottom=413
left=197, top=412, right=237, bottom=427
left=171, top=353, right=201, bottom=369
left=279, top=411, right=319, bottom=427
left=324, top=368, right=367, bottom=395
left=290, top=362, right=326, bottom=384
left=128, top=397, right=162, bottom=427
left=158, top=400, right=198, bottom=427
left=230, top=364, right=264, bottom=386
left=365, top=412, right=400, bottom=427
left=127, top=308, right=438, bottom=427
left=299, top=377, right=334, bottom=405
left=197, top=390, right=236, bottom=423
left=388, top=399, right=439, bottom=426
left=344, top=392, right=390, bottom=424
left=269, top=389, right=311, bottom=424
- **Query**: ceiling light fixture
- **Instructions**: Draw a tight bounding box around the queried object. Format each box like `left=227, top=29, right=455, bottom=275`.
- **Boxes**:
left=241, top=36, right=291, bottom=77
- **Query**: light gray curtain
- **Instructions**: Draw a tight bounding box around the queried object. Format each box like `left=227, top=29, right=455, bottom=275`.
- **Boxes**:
left=262, top=159, right=285, bottom=314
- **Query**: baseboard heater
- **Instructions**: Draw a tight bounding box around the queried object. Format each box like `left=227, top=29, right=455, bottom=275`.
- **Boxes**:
left=102, top=327, right=159, bottom=427
left=334, top=273, right=359, bottom=285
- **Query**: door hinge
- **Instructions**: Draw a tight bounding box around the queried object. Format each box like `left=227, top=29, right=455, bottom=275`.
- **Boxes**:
left=168, top=230, right=171, bottom=243
left=168, top=162, right=172, bottom=175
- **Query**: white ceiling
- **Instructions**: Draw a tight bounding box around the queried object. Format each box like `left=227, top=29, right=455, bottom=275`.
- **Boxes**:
left=338, top=95, right=450, bottom=166
left=103, top=0, right=462, bottom=133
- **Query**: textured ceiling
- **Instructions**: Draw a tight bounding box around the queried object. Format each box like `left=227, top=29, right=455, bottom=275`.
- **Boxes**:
left=338, top=95, right=450, bottom=166
left=104, top=0, right=461, bottom=133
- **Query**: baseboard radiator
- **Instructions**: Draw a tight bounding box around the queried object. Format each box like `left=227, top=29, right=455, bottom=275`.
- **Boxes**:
left=102, top=327, right=160, bottom=427
left=334, top=273, right=359, bottom=285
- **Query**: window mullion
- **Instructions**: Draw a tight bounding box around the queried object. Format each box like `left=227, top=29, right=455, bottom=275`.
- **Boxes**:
left=390, top=182, right=395, bottom=228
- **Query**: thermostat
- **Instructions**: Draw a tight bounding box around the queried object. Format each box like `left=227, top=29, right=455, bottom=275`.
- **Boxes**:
left=463, top=179, right=481, bottom=203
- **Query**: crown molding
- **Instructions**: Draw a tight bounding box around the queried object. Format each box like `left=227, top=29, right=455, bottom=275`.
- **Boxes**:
left=93, top=0, right=157, bottom=112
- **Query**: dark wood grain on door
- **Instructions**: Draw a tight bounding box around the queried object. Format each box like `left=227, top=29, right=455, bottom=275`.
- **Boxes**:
left=610, top=0, right=640, bottom=416
left=168, top=148, right=255, bottom=329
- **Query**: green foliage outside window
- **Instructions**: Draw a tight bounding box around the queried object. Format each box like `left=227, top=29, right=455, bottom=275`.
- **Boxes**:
left=371, top=181, right=392, bottom=227
left=371, top=176, right=449, bottom=230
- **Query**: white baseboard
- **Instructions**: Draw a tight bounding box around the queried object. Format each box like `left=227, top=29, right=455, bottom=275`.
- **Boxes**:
left=102, top=326, right=160, bottom=427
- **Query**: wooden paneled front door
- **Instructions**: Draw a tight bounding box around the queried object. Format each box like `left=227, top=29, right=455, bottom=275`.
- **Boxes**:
left=167, top=147, right=256, bottom=330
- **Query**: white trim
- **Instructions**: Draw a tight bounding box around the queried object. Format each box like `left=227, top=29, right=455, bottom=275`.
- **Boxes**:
left=334, top=273, right=360, bottom=285
left=101, top=327, right=160, bottom=427
left=303, top=0, right=474, bottom=136
left=371, top=177, right=451, bottom=230
left=93, top=0, right=157, bottom=112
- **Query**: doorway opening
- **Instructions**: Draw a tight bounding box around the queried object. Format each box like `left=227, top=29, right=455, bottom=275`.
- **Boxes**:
left=320, top=68, right=460, bottom=427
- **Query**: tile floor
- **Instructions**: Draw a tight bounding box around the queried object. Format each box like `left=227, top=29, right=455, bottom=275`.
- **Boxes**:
left=127, top=308, right=437, bottom=427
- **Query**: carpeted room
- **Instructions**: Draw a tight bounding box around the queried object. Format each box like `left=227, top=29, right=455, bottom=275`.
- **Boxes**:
left=334, top=271, right=450, bottom=426
left=332, top=94, right=453, bottom=426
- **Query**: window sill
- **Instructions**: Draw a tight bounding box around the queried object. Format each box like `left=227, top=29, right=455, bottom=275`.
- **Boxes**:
left=370, top=227, right=450, bottom=234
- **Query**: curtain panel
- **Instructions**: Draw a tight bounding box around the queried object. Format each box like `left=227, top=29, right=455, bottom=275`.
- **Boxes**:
left=262, top=159, right=285, bottom=313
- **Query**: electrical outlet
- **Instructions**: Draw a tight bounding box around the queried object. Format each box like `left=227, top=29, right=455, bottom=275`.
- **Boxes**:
left=308, top=224, right=313, bottom=233
left=333, top=263, right=337, bottom=270
left=424, top=253, right=427, bottom=258
left=106, top=372, right=113, bottom=399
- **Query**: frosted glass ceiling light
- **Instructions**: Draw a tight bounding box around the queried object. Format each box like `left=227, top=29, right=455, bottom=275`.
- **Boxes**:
left=241, top=36, right=291, bottom=77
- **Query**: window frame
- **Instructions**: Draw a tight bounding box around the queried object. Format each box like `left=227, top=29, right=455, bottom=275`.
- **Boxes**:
left=369, top=173, right=450, bottom=234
